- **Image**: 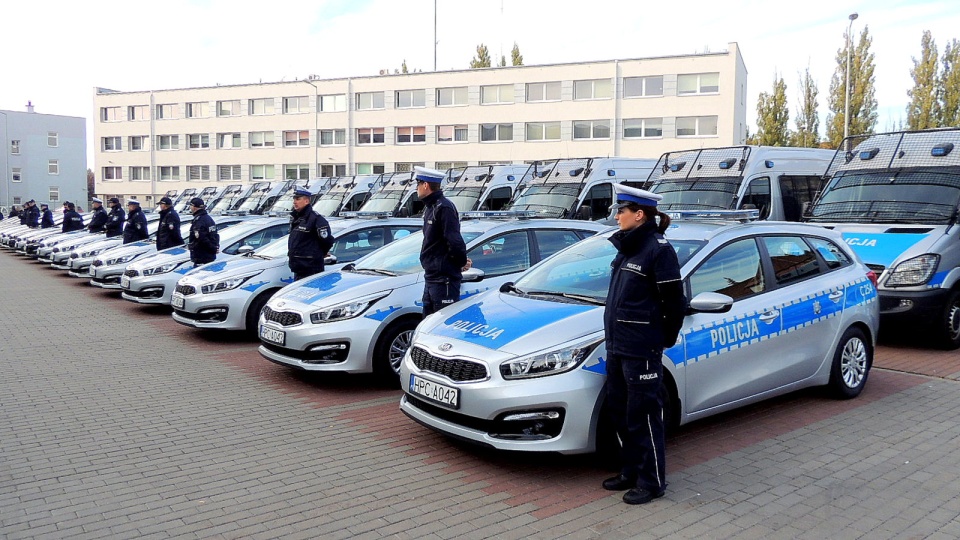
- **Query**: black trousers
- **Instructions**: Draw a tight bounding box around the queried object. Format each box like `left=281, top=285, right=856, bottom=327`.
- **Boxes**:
left=421, top=280, right=461, bottom=316
left=604, top=353, right=666, bottom=493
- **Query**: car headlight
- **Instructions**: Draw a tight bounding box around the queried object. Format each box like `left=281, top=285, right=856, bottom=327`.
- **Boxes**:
left=309, top=292, right=389, bottom=324
left=142, top=261, right=184, bottom=276
left=885, top=254, right=940, bottom=287
left=200, top=271, right=262, bottom=294
left=105, top=254, right=137, bottom=266
left=80, top=248, right=103, bottom=258
left=500, top=336, right=603, bottom=379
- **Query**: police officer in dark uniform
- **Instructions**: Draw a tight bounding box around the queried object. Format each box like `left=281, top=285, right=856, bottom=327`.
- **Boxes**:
left=87, top=198, right=108, bottom=233
left=287, top=187, right=334, bottom=281
left=601, top=184, right=686, bottom=505
left=8, top=205, right=20, bottom=221
left=416, top=166, right=470, bottom=316
left=156, top=196, right=184, bottom=250
left=61, top=202, right=84, bottom=233
left=104, top=198, right=125, bottom=238
left=38, top=203, right=55, bottom=228
left=187, top=197, right=219, bottom=265
left=122, top=199, right=149, bottom=244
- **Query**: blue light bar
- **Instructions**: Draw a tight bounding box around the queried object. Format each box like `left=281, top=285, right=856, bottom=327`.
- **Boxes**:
left=859, top=147, right=880, bottom=160
left=669, top=162, right=686, bottom=172
left=718, top=158, right=737, bottom=170
left=666, top=209, right=760, bottom=222
left=607, top=169, right=616, bottom=176
left=764, top=160, right=775, bottom=168
left=932, top=143, right=954, bottom=157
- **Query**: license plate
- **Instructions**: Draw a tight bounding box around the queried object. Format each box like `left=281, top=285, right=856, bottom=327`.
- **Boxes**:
left=260, top=325, right=286, bottom=346
left=88, top=267, right=96, bottom=276
left=120, top=276, right=130, bottom=289
left=171, top=293, right=185, bottom=309
left=409, top=374, right=460, bottom=409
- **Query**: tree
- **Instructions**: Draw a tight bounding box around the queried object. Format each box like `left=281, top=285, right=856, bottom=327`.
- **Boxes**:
left=826, top=26, right=878, bottom=147
left=754, top=74, right=791, bottom=146
left=791, top=67, right=820, bottom=148
left=401, top=60, right=409, bottom=74
left=511, top=42, right=523, bottom=66
left=940, top=38, right=960, bottom=126
left=87, top=169, right=95, bottom=199
left=470, top=44, right=491, bottom=68
left=906, top=30, right=940, bottom=130
left=499, top=55, right=507, bottom=67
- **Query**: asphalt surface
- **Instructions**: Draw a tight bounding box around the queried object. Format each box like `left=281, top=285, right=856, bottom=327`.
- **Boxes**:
left=2, top=248, right=960, bottom=539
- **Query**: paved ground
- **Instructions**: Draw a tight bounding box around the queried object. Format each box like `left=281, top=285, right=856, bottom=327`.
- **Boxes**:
left=2, top=248, right=960, bottom=539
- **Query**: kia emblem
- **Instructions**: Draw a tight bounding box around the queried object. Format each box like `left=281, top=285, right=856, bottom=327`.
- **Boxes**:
left=439, top=343, right=453, bottom=352
left=277, top=301, right=285, bottom=308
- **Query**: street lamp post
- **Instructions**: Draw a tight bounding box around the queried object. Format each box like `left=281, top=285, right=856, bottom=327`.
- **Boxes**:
left=844, top=12, right=859, bottom=148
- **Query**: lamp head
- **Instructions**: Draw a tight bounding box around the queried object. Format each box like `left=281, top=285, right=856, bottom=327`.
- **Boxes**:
left=849, top=12, right=858, bottom=21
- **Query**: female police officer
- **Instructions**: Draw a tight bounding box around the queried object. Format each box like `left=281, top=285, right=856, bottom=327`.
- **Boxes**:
left=601, top=184, right=686, bottom=505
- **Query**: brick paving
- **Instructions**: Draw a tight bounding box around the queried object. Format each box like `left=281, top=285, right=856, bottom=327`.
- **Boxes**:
left=2, top=249, right=960, bottom=539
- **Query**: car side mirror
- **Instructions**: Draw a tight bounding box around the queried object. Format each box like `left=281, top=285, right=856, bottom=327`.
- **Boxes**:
left=499, top=281, right=515, bottom=293
left=688, top=292, right=734, bottom=313
left=237, top=245, right=255, bottom=255
left=462, top=267, right=485, bottom=282
left=324, top=254, right=338, bottom=265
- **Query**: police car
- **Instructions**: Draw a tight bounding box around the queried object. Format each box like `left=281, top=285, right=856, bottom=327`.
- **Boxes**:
left=36, top=230, right=104, bottom=265
left=398, top=216, right=879, bottom=454
left=257, top=215, right=607, bottom=377
left=171, top=217, right=421, bottom=334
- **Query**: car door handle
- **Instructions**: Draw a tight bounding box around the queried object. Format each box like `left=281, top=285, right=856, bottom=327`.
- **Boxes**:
left=759, top=310, right=780, bottom=322
left=828, top=291, right=844, bottom=301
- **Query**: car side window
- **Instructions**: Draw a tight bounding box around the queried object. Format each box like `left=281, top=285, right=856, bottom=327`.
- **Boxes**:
left=330, top=228, right=385, bottom=261
left=739, top=177, right=771, bottom=219
left=533, top=229, right=583, bottom=260
left=762, top=236, right=820, bottom=285
left=806, top=236, right=851, bottom=270
left=468, top=231, right=530, bottom=276
left=689, top=238, right=765, bottom=301
left=388, top=226, right=418, bottom=241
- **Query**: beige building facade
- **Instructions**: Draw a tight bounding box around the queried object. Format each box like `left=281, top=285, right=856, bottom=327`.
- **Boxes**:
left=93, top=43, right=747, bottom=203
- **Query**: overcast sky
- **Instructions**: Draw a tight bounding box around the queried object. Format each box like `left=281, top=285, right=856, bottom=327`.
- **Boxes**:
left=2, top=0, right=958, bottom=166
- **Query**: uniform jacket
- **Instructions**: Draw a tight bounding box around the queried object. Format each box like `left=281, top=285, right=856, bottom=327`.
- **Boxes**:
left=420, top=191, right=467, bottom=283
left=122, top=207, right=149, bottom=244
left=287, top=206, right=334, bottom=276
left=603, top=220, right=687, bottom=358
left=25, top=205, right=40, bottom=227
left=156, top=208, right=184, bottom=250
left=61, top=210, right=85, bottom=233
left=40, top=208, right=54, bottom=228
left=87, top=207, right=108, bottom=233
left=105, top=206, right=125, bottom=237
left=188, top=209, right=219, bottom=264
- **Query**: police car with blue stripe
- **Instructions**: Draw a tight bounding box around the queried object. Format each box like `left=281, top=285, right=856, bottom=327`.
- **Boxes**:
left=398, top=213, right=879, bottom=454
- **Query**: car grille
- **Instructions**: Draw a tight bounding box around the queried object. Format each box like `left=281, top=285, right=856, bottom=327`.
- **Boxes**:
left=263, top=306, right=302, bottom=326
left=123, top=269, right=139, bottom=278
left=410, top=346, right=488, bottom=382
left=175, top=284, right=196, bottom=296
left=92, top=260, right=103, bottom=267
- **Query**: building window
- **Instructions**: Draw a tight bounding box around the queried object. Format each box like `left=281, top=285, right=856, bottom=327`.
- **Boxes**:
left=102, top=136, right=121, bottom=151
left=188, top=134, right=210, bottom=149
left=356, top=128, right=385, bottom=145
left=249, top=98, right=275, bottom=115
left=284, top=164, right=310, bottom=180
left=12, top=168, right=22, bottom=182
left=319, top=94, right=346, bottom=112
left=249, top=131, right=275, bottom=148
left=250, top=165, right=275, bottom=180
left=157, top=135, right=179, bottom=150
left=127, top=105, right=149, bottom=120
left=155, top=104, right=176, bottom=119
left=218, top=165, right=241, bottom=181
left=10, top=140, right=19, bottom=155
left=678, top=73, right=720, bottom=95
left=396, top=126, right=426, bottom=144
left=481, top=84, right=515, bottom=105
left=283, top=96, right=309, bottom=114
left=437, top=125, right=468, bottom=143
left=217, top=132, right=241, bottom=149
left=129, top=136, right=147, bottom=151
left=100, top=107, right=121, bottom=122
left=573, top=120, right=611, bottom=140
left=573, top=79, right=613, bottom=100
left=623, top=76, right=664, bottom=98
left=319, top=129, right=346, bottom=146
left=130, top=166, right=150, bottom=181
left=49, top=187, right=60, bottom=202
left=394, top=162, right=426, bottom=173
left=320, top=164, right=347, bottom=177
left=283, top=130, right=310, bottom=147
left=676, top=116, right=719, bottom=137
left=48, top=160, right=59, bottom=175
left=102, top=167, right=122, bottom=180
left=525, top=122, right=561, bottom=141
left=159, top=166, right=180, bottom=181
left=12, top=197, right=21, bottom=204
left=186, top=102, right=208, bottom=118
left=480, top=123, right=513, bottom=142
left=217, top=100, right=241, bottom=117
left=526, top=82, right=561, bottom=102
left=187, top=165, right=211, bottom=181
left=356, top=92, right=384, bottom=110
left=437, top=87, right=468, bottom=106
left=47, top=132, right=59, bottom=147
left=356, top=163, right=385, bottom=175
left=396, top=89, right=426, bottom=108
left=623, top=118, right=664, bottom=138
left=435, top=161, right=468, bottom=171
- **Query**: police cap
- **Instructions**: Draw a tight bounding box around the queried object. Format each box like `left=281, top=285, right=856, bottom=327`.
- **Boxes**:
left=292, top=188, right=312, bottom=198
left=108, top=197, right=121, bottom=205
left=92, top=197, right=103, bottom=204
left=189, top=197, right=205, bottom=207
left=613, top=184, right=662, bottom=209
left=414, top=166, right=445, bottom=184
left=127, top=199, right=141, bottom=206
left=159, top=196, right=174, bottom=206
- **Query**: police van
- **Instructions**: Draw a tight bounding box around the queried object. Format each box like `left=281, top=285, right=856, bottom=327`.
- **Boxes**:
left=226, top=181, right=287, bottom=215
left=207, top=184, right=249, bottom=215
left=349, top=171, right=425, bottom=217
left=806, top=128, right=960, bottom=348
left=313, top=175, right=385, bottom=218
left=444, top=165, right=530, bottom=213
left=649, top=146, right=835, bottom=221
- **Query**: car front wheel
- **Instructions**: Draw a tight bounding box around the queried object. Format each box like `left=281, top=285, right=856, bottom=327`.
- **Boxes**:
left=829, top=327, right=871, bottom=399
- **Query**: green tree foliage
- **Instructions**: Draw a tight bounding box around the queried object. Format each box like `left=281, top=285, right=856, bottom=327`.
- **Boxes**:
left=401, top=60, right=409, bottom=74
left=940, top=38, right=960, bottom=126
left=791, top=67, right=820, bottom=147
left=470, top=44, right=491, bottom=68
left=499, top=55, right=507, bottom=67
left=754, top=74, right=791, bottom=146
left=826, top=26, right=878, bottom=147
left=907, top=31, right=940, bottom=130
left=511, top=43, right=523, bottom=66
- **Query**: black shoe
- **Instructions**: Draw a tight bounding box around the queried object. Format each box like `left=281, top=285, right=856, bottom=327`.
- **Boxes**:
left=602, top=474, right=636, bottom=491
left=623, top=487, right=665, bottom=505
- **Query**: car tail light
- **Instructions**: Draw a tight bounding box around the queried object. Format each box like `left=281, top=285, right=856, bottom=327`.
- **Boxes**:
left=866, top=270, right=878, bottom=289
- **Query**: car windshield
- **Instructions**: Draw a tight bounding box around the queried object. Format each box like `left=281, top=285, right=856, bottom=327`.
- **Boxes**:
left=445, top=187, right=484, bottom=212
left=360, top=191, right=404, bottom=212
left=354, top=230, right=483, bottom=275
left=313, top=192, right=347, bottom=215
left=808, top=170, right=960, bottom=224
left=512, top=233, right=705, bottom=303
left=507, top=184, right=580, bottom=217
left=652, top=177, right=741, bottom=211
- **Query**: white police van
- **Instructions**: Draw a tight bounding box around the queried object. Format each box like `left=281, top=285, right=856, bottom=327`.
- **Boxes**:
left=807, top=128, right=960, bottom=348
left=444, top=165, right=530, bottom=213
left=313, top=175, right=384, bottom=218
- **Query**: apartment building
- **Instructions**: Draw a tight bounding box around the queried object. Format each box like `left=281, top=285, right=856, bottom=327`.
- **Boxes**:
left=93, top=43, right=747, bottom=203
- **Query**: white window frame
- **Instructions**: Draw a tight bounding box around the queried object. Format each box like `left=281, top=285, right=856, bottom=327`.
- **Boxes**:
left=250, top=165, right=275, bottom=181
left=437, top=87, right=468, bottom=107
left=396, top=126, right=426, bottom=145
left=320, top=164, right=347, bottom=177
left=678, top=73, right=720, bottom=95
left=47, top=132, right=59, bottom=147
left=102, top=136, right=122, bottom=152
left=284, top=164, right=310, bottom=180
left=155, top=103, right=176, bottom=120
left=157, top=135, right=179, bottom=150
left=319, top=129, right=346, bottom=146
left=283, top=96, right=309, bottom=114
left=356, top=127, right=385, bottom=145
left=396, top=89, right=426, bottom=109
left=480, top=123, right=514, bottom=143
left=623, top=76, right=664, bottom=98
left=103, top=166, right=122, bottom=180
left=188, top=134, right=210, bottom=150
left=356, top=92, right=385, bottom=110
left=676, top=116, right=719, bottom=137
left=319, top=94, right=346, bottom=112
left=130, top=166, right=150, bottom=181
left=49, top=187, right=60, bottom=202
left=12, top=168, right=22, bottom=182
left=393, top=162, right=425, bottom=173
left=435, top=161, right=468, bottom=171
left=356, top=163, right=385, bottom=175
left=100, top=107, right=121, bottom=122
left=481, top=84, right=515, bottom=105
left=217, top=132, right=241, bottom=149
left=129, top=136, right=147, bottom=151
left=525, top=122, right=561, bottom=142
left=127, top=105, right=149, bottom=121
left=186, top=102, right=209, bottom=118
left=283, top=130, right=310, bottom=147
left=249, top=131, right=275, bottom=148
left=572, top=120, right=611, bottom=140
left=249, top=98, right=275, bottom=116
left=159, top=166, right=181, bottom=181
left=48, top=160, right=59, bottom=175
left=573, top=79, right=613, bottom=100
left=187, top=165, right=211, bottom=181
left=218, top=165, right=241, bottom=181
left=525, top=82, right=561, bottom=102
left=217, top=100, right=241, bottom=117
left=10, top=140, right=20, bottom=155
left=437, top=125, right=468, bottom=143
left=623, top=118, right=664, bottom=139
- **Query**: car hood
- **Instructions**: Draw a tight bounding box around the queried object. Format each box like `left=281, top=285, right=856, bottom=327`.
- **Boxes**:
left=128, top=246, right=191, bottom=272
left=272, top=270, right=420, bottom=310
left=826, top=223, right=942, bottom=267
left=74, top=237, right=123, bottom=255
left=96, top=242, right=155, bottom=263
left=184, top=256, right=288, bottom=283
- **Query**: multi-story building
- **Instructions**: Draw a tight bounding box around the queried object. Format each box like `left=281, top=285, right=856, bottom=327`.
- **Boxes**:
left=93, top=43, right=747, bottom=203
left=2, top=103, right=87, bottom=213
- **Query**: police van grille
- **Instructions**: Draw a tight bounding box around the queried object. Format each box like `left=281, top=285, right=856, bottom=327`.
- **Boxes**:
left=123, top=269, right=139, bottom=278
left=175, top=284, right=196, bottom=296
left=410, top=346, right=488, bottom=382
left=263, top=306, right=302, bottom=326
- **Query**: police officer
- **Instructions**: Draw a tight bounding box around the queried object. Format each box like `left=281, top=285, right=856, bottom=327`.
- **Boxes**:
left=187, top=197, right=219, bottom=265
left=8, top=205, right=20, bottom=221
left=416, top=166, right=470, bottom=316
left=287, top=187, right=334, bottom=281
left=104, top=198, right=125, bottom=238
left=39, top=203, right=55, bottom=228
left=601, top=184, right=686, bottom=505
left=122, top=199, right=149, bottom=244
left=61, top=202, right=84, bottom=233
left=156, top=196, right=184, bottom=250
left=87, top=197, right=108, bottom=233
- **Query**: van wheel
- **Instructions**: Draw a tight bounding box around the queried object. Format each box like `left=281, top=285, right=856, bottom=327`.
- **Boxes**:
left=828, top=327, right=871, bottom=399
left=245, top=291, right=274, bottom=337
left=937, top=290, right=960, bottom=350
left=373, top=318, right=418, bottom=381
